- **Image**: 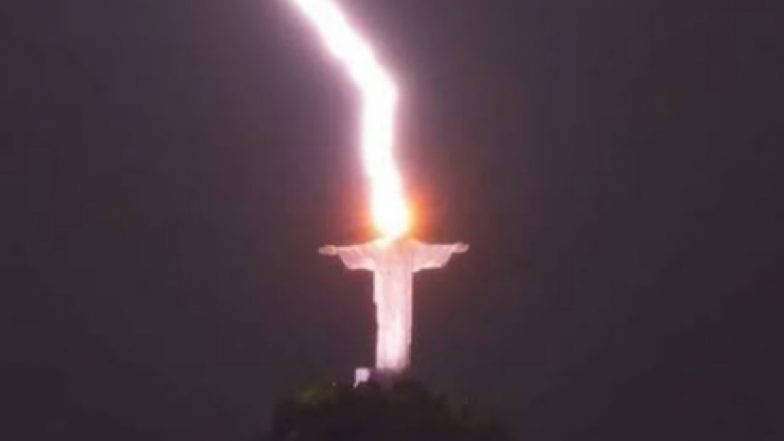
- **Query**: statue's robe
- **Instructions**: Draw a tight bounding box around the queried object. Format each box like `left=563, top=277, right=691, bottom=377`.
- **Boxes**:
left=334, top=238, right=464, bottom=372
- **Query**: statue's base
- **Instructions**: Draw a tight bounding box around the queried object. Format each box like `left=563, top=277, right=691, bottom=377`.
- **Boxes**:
left=354, top=367, right=409, bottom=387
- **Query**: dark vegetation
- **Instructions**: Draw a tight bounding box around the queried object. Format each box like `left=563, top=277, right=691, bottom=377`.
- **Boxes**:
left=260, top=380, right=509, bottom=441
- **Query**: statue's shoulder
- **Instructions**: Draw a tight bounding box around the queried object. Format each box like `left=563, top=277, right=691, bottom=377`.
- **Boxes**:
left=407, top=237, right=431, bottom=252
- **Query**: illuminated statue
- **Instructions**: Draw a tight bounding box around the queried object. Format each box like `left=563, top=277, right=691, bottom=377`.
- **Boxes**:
left=320, top=238, right=469, bottom=374
left=289, top=0, right=471, bottom=383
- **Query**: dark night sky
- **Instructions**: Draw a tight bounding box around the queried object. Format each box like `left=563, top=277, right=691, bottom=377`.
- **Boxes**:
left=2, top=0, right=782, bottom=440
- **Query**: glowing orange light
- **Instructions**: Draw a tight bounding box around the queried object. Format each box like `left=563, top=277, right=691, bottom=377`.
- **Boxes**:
left=289, top=0, right=411, bottom=239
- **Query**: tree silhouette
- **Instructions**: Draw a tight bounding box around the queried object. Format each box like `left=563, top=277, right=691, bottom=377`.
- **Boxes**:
left=260, top=380, right=509, bottom=441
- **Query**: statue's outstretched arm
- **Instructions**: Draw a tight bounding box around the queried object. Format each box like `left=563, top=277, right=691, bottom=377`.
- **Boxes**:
left=318, top=245, right=338, bottom=255
left=453, top=242, right=470, bottom=253
left=414, top=242, right=469, bottom=271
left=318, top=244, right=375, bottom=271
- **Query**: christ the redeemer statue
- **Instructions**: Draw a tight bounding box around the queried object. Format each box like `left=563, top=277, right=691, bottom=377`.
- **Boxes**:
left=319, top=238, right=469, bottom=376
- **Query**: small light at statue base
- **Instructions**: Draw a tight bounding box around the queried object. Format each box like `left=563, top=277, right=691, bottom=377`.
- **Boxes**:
left=354, top=367, right=371, bottom=386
